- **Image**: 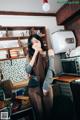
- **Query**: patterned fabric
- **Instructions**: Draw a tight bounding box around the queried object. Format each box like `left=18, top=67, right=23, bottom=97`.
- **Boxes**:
left=0, top=58, right=28, bottom=82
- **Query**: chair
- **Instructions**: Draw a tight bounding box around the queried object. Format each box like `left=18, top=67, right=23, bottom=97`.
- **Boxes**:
left=0, top=80, right=13, bottom=100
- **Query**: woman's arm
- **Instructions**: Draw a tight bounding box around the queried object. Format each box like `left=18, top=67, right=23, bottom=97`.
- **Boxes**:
left=43, top=49, right=55, bottom=91
left=48, top=49, right=55, bottom=71
left=29, top=51, right=38, bottom=67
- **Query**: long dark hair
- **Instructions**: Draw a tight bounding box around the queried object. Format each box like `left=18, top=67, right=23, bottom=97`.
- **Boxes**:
left=28, top=34, right=45, bottom=58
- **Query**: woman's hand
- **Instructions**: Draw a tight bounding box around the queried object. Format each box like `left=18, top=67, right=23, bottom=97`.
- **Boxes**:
left=48, top=49, right=54, bottom=56
left=32, top=43, right=41, bottom=52
left=29, top=41, right=42, bottom=67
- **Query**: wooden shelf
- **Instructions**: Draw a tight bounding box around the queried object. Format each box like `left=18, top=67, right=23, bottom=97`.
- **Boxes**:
left=10, top=56, right=26, bottom=60
left=0, top=58, right=9, bottom=61
left=0, top=56, right=26, bottom=61
left=0, top=34, right=46, bottom=41
left=0, top=47, right=26, bottom=61
left=0, top=36, right=29, bottom=40
left=0, top=26, right=46, bottom=30
left=12, top=79, right=29, bottom=89
left=0, top=47, right=26, bottom=50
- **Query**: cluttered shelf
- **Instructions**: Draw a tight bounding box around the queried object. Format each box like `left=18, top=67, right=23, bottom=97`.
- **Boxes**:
left=0, top=26, right=48, bottom=61
left=0, top=26, right=46, bottom=40
left=0, top=47, right=27, bottom=61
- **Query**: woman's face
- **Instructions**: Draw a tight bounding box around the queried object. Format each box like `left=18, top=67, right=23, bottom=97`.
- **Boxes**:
left=31, top=37, right=41, bottom=48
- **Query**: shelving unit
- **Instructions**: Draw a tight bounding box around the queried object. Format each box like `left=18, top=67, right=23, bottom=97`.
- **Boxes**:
left=0, top=36, right=29, bottom=40
left=0, top=26, right=48, bottom=61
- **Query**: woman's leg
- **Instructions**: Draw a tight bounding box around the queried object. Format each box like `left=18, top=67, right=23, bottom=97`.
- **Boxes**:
left=43, top=85, right=53, bottom=120
left=28, top=87, right=44, bottom=120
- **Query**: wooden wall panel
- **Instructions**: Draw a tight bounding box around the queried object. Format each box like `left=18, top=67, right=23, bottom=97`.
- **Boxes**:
left=56, top=4, right=80, bottom=25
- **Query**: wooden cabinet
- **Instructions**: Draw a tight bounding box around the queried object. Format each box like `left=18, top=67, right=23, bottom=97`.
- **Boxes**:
left=53, top=75, right=80, bottom=120
left=0, top=26, right=48, bottom=61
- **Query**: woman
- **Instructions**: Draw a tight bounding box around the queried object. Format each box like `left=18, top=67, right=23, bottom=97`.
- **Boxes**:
left=26, top=34, right=55, bottom=120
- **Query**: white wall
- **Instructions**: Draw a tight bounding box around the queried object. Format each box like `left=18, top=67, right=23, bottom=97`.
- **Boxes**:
left=0, top=15, right=64, bottom=74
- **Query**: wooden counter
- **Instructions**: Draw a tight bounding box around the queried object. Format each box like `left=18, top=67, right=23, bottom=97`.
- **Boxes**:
left=12, top=79, right=29, bottom=90
left=53, top=75, right=80, bottom=83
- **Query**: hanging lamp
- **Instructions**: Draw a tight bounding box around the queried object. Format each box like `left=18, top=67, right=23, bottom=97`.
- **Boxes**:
left=42, top=0, right=50, bottom=12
